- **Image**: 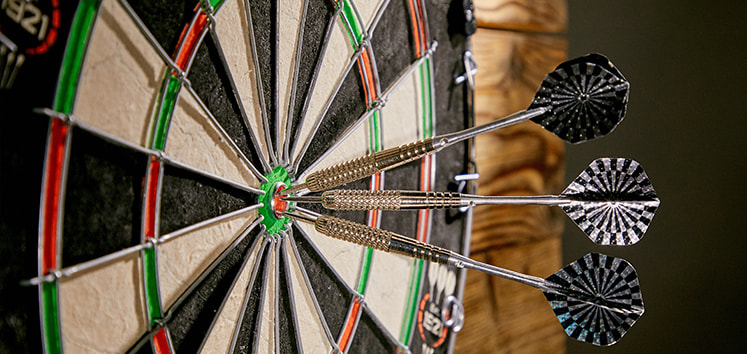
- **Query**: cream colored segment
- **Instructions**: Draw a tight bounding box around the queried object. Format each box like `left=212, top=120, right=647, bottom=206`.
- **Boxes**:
left=200, top=237, right=264, bottom=354
left=301, top=118, right=369, bottom=180
left=362, top=69, right=419, bottom=339
left=166, top=88, right=259, bottom=188
left=292, top=18, right=355, bottom=163
left=74, top=0, right=162, bottom=148
left=256, top=243, right=276, bottom=353
left=354, top=0, right=386, bottom=30
left=213, top=0, right=270, bottom=160
left=286, top=238, right=333, bottom=352
left=363, top=251, right=413, bottom=334
left=381, top=69, right=421, bottom=149
left=158, top=211, right=256, bottom=310
left=296, top=221, right=363, bottom=289
left=59, top=252, right=148, bottom=353
left=278, top=0, right=305, bottom=155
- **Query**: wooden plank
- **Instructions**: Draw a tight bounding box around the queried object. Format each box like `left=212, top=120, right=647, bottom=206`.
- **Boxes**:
left=458, top=238, right=565, bottom=353
left=472, top=28, right=567, bottom=250
left=473, top=0, right=567, bottom=33
left=455, top=28, right=567, bottom=353
left=471, top=28, right=567, bottom=118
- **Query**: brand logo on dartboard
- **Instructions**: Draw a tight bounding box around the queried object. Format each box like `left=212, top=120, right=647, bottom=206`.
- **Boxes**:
left=417, top=263, right=458, bottom=351
left=0, top=0, right=60, bottom=88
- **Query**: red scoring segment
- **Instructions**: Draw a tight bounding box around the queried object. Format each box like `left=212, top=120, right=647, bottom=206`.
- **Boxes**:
left=143, top=157, right=161, bottom=241
left=152, top=328, right=171, bottom=353
left=41, top=118, right=68, bottom=274
left=173, top=10, right=207, bottom=70
left=338, top=297, right=362, bottom=351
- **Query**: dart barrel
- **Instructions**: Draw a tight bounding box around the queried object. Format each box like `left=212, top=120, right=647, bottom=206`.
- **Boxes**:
left=321, top=190, right=463, bottom=210
left=314, top=215, right=451, bottom=264
left=303, top=138, right=437, bottom=192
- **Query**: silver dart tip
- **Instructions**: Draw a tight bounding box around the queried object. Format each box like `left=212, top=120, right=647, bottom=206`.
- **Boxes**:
left=280, top=195, right=324, bottom=203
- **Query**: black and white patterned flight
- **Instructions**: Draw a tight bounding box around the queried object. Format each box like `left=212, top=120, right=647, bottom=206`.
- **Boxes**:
left=561, top=158, right=659, bottom=246
left=543, top=253, right=644, bottom=346
left=529, top=53, right=629, bottom=143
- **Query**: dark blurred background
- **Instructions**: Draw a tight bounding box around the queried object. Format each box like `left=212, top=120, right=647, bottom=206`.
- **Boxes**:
left=563, top=0, right=747, bottom=352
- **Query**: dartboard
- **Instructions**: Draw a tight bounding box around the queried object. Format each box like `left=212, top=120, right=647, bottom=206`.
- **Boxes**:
left=0, top=0, right=473, bottom=352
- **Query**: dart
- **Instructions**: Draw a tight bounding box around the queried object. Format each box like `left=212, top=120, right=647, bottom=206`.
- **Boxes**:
left=284, top=53, right=629, bottom=195
left=286, top=209, right=644, bottom=346
left=284, top=158, right=659, bottom=245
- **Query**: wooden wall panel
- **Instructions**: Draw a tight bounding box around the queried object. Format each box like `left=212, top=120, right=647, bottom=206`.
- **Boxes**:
left=459, top=238, right=565, bottom=353
left=456, top=1, right=568, bottom=352
left=474, top=0, right=567, bottom=33
left=471, top=29, right=567, bottom=252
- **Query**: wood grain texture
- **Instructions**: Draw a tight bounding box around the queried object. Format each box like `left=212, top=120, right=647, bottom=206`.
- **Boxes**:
left=460, top=239, right=565, bottom=353
left=473, top=0, right=567, bottom=33
left=471, top=28, right=567, bottom=252
left=454, top=26, right=568, bottom=353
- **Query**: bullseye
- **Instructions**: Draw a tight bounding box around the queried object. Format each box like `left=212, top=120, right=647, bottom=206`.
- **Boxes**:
left=258, top=166, right=292, bottom=234
left=271, top=183, right=290, bottom=218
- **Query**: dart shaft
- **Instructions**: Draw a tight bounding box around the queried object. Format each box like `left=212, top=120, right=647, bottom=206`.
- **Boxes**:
left=462, top=194, right=566, bottom=206
left=437, top=108, right=546, bottom=146
left=446, top=252, right=546, bottom=289
left=449, top=253, right=640, bottom=311
left=295, top=190, right=566, bottom=210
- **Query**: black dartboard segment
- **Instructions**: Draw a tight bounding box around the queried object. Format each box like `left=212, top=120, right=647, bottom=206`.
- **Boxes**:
left=188, top=34, right=266, bottom=173
left=159, top=163, right=257, bottom=235
left=162, top=225, right=262, bottom=352
left=370, top=0, right=417, bottom=91
left=62, top=127, right=148, bottom=268
left=126, top=0, right=195, bottom=53
left=234, top=241, right=273, bottom=353
left=246, top=0, right=277, bottom=156
left=297, top=66, right=367, bottom=175
left=349, top=305, right=399, bottom=353
left=291, top=224, right=354, bottom=341
left=276, top=238, right=302, bottom=354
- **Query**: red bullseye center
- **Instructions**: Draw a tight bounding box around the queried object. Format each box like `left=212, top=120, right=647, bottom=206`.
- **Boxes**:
left=271, top=184, right=290, bottom=218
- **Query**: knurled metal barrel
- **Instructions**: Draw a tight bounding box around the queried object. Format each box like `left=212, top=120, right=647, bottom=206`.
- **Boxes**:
left=322, top=190, right=463, bottom=210
left=305, top=138, right=436, bottom=192
left=314, top=215, right=392, bottom=251
left=314, top=215, right=450, bottom=264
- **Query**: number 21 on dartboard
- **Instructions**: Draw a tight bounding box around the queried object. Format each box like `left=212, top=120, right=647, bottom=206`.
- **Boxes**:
left=2, top=0, right=49, bottom=41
